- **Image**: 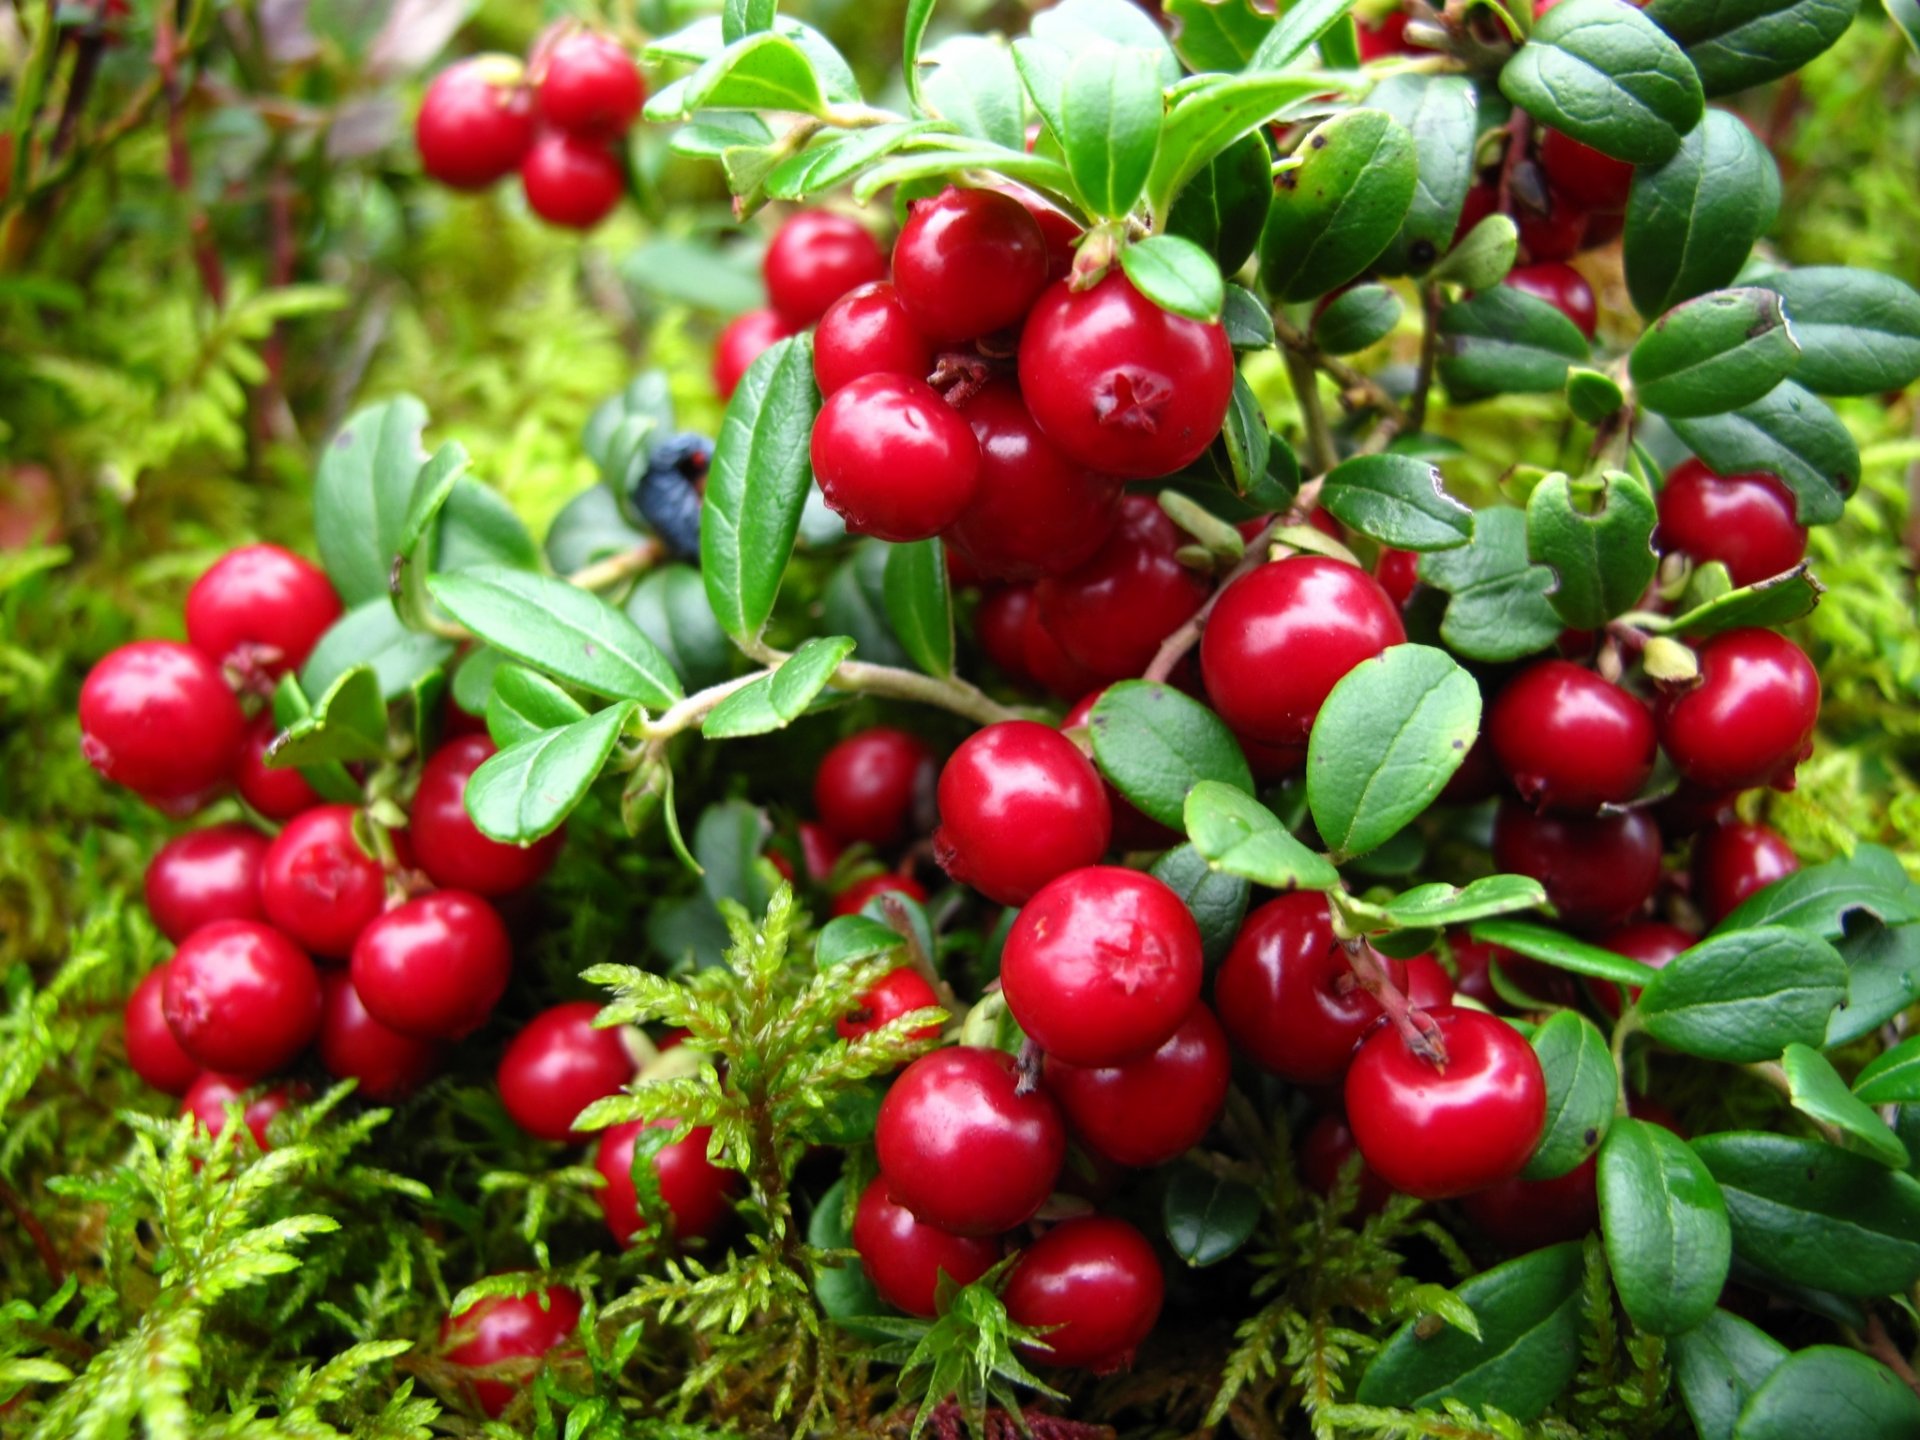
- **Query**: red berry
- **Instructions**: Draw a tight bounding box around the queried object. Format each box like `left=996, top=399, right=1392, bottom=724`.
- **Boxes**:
left=892, top=185, right=1050, bottom=343
left=1021, top=597, right=1104, bottom=700
left=261, top=804, right=388, bottom=958
left=852, top=1177, right=1001, bottom=1317
left=1591, top=919, right=1694, bottom=1017
left=1438, top=731, right=1503, bottom=805
left=441, top=1284, right=582, bottom=1419
left=416, top=57, right=535, bottom=190
left=1044, top=1003, right=1230, bottom=1167
left=1299, top=1112, right=1394, bottom=1217
left=1488, top=660, right=1656, bottom=812
left=933, top=720, right=1112, bottom=905
left=235, top=714, right=320, bottom=821
left=1460, top=1153, right=1600, bottom=1252
left=79, top=641, right=244, bottom=804
left=763, top=211, right=886, bottom=328
left=317, top=971, right=442, bottom=1101
left=1003, top=1215, right=1163, bottom=1372
left=1018, top=272, right=1234, bottom=480
left=181, top=1072, right=294, bottom=1150
left=520, top=131, right=624, bottom=229
left=1503, top=261, right=1597, bottom=340
left=1375, top=546, right=1421, bottom=606
left=1452, top=179, right=1498, bottom=246
left=713, top=307, right=795, bottom=399
left=831, top=872, right=929, bottom=918
left=875, top=1047, right=1066, bottom=1234
left=946, top=380, right=1125, bottom=582
left=813, top=727, right=935, bottom=848
left=497, top=1001, right=642, bottom=1143
left=1002, top=866, right=1204, bottom=1067
left=839, top=966, right=944, bottom=1042
left=798, top=821, right=844, bottom=883
left=1009, top=189, right=1082, bottom=280
left=534, top=31, right=643, bottom=142
left=811, top=374, right=981, bottom=542
left=812, top=281, right=932, bottom=396
left=1448, top=936, right=1501, bottom=1006
left=1357, top=10, right=1416, bottom=59
left=1693, top=820, right=1799, bottom=926
left=1538, top=127, right=1634, bottom=213
left=1237, top=728, right=1309, bottom=782
left=1492, top=799, right=1664, bottom=930
left=1656, top=629, right=1820, bottom=792
left=1033, top=495, right=1210, bottom=681
left=125, top=964, right=201, bottom=1094
left=1200, top=555, right=1407, bottom=747
left=185, top=544, right=341, bottom=677
left=1403, top=954, right=1455, bottom=1009
left=163, top=919, right=321, bottom=1076
left=593, top=1118, right=738, bottom=1247
left=145, top=823, right=269, bottom=943
left=1656, top=459, right=1808, bottom=589
left=349, top=891, right=512, bottom=1040
left=412, top=736, right=565, bottom=895
left=975, top=585, right=1035, bottom=681
left=1344, top=1006, right=1547, bottom=1200
left=1215, top=894, right=1405, bottom=1083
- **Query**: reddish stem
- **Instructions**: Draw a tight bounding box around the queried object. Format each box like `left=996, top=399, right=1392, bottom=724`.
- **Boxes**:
left=0, top=1176, right=65, bottom=1283
left=1344, top=937, right=1447, bottom=1067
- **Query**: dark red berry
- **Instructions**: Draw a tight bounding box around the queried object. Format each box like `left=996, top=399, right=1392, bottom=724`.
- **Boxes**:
left=534, top=31, right=643, bottom=141
left=163, top=919, right=321, bottom=1076
left=349, top=891, right=512, bottom=1040
left=235, top=714, right=320, bottom=821
left=1002, top=866, right=1204, bottom=1067
left=1357, top=10, right=1417, bottom=59
left=831, top=872, right=929, bottom=917
left=811, top=374, right=981, bottom=542
left=1516, top=195, right=1586, bottom=263
left=593, top=1118, right=738, bottom=1247
left=852, top=1177, right=1001, bottom=1317
left=1452, top=179, right=1498, bottom=246
left=839, top=966, right=944, bottom=1042
left=261, top=804, right=388, bottom=958
left=1504, top=261, right=1597, bottom=340
left=497, top=1001, right=642, bottom=1143
left=1447, top=936, right=1501, bottom=1006
left=875, top=1047, right=1066, bottom=1234
left=812, top=281, right=932, bottom=396
left=1003, top=1215, right=1163, bottom=1372
left=1044, top=1003, right=1230, bottom=1167
left=1460, top=1153, right=1599, bottom=1253
left=1021, top=596, right=1104, bottom=700
left=1656, top=628, right=1820, bottom=792
left=892, top=185, right=1050, bottom=343
left=79, top=641, right=244, bottom=804
left=1200, top=555, right=1406, bottom=747
left=125, top=964, right=201, bottom=1094
left=1299, top=1112, right=1393, bottom=1217
left=763, top=211, right=886, bottom=328
left=181, top=1072, right=294, bottom=1151
left=520, top=131, right=624, bottom=229
left=1488, top=660, right=1657, bottom=812
left=1033, top=495, right=1210, bottom=680
left=413, top=736, right=565, bottom=895
left=1018, top=272, right=1234, bottom=480
left=1438, top=731, right=1503, bottom=805
left=318, top=971, right=442, bottom=1101
left=1403, top=954, right=1455, bottom=1009
left=812, top=727, right=935, bottom=848
left=1375, top=546, right=1421, bottom=606
left=1591, top=919, right=1694, bottom=1017
left=185, top=544, right=341, bottom=677
left=1344, top=1006, right=1547, bottom=1200
left=713, top=308, right=794, bottom=399
left=145, top=823, right=269, bottom=943
left=1237, top=728, right=1309, bottom=782
left=1538, top=127, right=1634, bottom=212
left=975, top=585, right=1035, bottom=681
left=798, top=821, right=843, bottom=883
left=1693, top=820, right=1799, bottom=926
left=416, top=57, right=535, bottom=190
left=441, top=1284, right=582, bottom=1419
left=1492, top=799, right=1664, bottom=930
left=1656, top=459, right=1808, bottom=589
left=1008, top=188, right=1082, bottom=280
left=933, top=720, right=1112, bottom=905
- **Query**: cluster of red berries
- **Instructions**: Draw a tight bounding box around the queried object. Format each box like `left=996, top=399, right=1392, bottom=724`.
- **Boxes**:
left=415, top=27, right=642, bottom=231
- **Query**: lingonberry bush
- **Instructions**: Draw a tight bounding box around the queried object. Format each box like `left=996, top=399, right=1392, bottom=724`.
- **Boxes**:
left=10, top=0, right=1920, bottom=1436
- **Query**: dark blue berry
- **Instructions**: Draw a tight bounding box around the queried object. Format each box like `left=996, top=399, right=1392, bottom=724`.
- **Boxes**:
left=628, top=432, right=712, bottom=560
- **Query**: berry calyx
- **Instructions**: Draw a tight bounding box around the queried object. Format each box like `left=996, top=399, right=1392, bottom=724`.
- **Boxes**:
left=830, top=871, right=929, bottom=917
left=812, top=727, right=935, bottom=848
left=181, top=1072, right=294, bottom=1151
left=763, top=211, right=886, bottom=328
left=497, top=1001, right=643, bottom=1143
left=1692, top=820, right=1799, bottom=926
left=412, top=735, right=565, bottom=895
left=838, top=966, right=944, bottom=1042
left=125, top=964, right=202, bottom=1094
left=162, top=919, right=322, bottom=1077
left=260, top=804, right=389, bottom=959
left=349, top=890, right=512, bottom=1040
left=852, top=1177, right=1002, bottom=1317
left=235, top=713, right=320, bottom=821
left=317, top=971, right=443, bottom=1101
left=810, top=373, right=981, bottom=542
left=933, top=719, right=1112, bottom=905
left=1043, top=1002, right=1230, bottom=1167
left=1491, top=799, right=1664, bottom=930
left=812, top=281, right=932, bottom=396
left=593, top=1118, right=738, bottom=1248
left=1503, top=261, right=1598, bottom=340
left=713, top=308, right=794, bottom=399
left=440, top=1283, right=582, bottom=1419
left=533, top=31, right=643, bottom=142
left=416, top=57, right=536, bottom=190
left=79, top=641, right=244, bottom=804
left=185, top=543, right=341, bottom=678
left=1002, top=1215, right=1164, bottom=1372
left=1487, top=660, right=1657, bottom=812
left=145, top=823, right=270, bottom=943
left=1655, top=459, right=1808, bottom=589
left=1655, top=628, right=1820, bottom=792
left=891, top=185, right=1050, bottom=343
left=520, top=131, right=625, bottom=230
left=1033, top=494, right=1210, bottom=681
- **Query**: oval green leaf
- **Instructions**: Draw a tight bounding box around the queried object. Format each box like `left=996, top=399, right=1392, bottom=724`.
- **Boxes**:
left=1185, top=780, right=1341, bottom=892
left=1632, top=287, right=1801, bottom=418
left=1758, top=266, right=1920, bottom=396
left=1714, top=844, right=1920, bottom=938
left=1368, top=74, right=1478, bottom=276
left=703, top=636, right=856, bottom=740
left=1734, top=1346, right=1920, bottom=1440
left=1645, top=0, right=1857, bottom=97
left=1087, top=680, right=1254, bottom=830
left=466, top=702, right=638, bottom=845
left=1855, top=1034, right=1920, bottom=1106
left=1469, top=918, right=1663, bottom=988
left=1381, top=875, right=1548, bottom=930
left=626, top=565, right=734, bottom=692
left=1320, top=454, right=1474, bottom=552
left=1638, top=926, right=1848, bottom=1062
left=486, top=664, right=589, bottom=750
left=1164, top=130, right=1272, bottom=278
left=315, top=396, right=431, bottom=608
left=1667, top=381, right=1858, bottom=526
left=1626, top=110, right=1781, bottom=319
left=1599, top=1119, right=1731, bottom=1335
left=1150, top=843, right=1250, bottom=967
left=1058, top=42, right=1164, bottom=219
left=1164, top=1167, right=1261, bottom=1267
left=1418, top=508, right=1565, bottom=662
left=881, top=539, right=953, bottom=678
left=1781, top=1042, right=1909, bottom=1168
left=1312, top=282, right=1403, bottom=356
left=1672, top=1309, right=1789, bottom=1440
left=1260, top=109, right=1419, bottom=304
left=1526, top=469, right=1660, bottom=629
left=1524, top=1011, right=1619, bottom=1180
left=1120, top=234, right=1226, bottom=324
left=1439, top=286, right=1592, bottom=401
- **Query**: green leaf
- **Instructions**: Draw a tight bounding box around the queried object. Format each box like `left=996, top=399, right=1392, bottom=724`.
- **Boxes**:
left=1781, top=1044, right=1909, bottom=1167
left=1715, top=844, right=1920, bottom=939
left=766, top=121, right=950, bottom=201
left=486, top=664, right=589, bottom=749
left=1120, top=235, right=1225, bottom=323
left=881, top=539, right=954, bottom=678
left=1368, top=75, right=1478, bottom=275
left=1306, top=644, right=1481, bottom=861
left=625, top=565, right=735, bottom=692
left=394, top=440, right=474, bottom=564
left=1165, top=0, right=1275, bottom=70
left=620, top=236, right=765, bottom=315
left=1632, top=288, right=1802, bottom=418
left=1215, top=373, right=1272, bottom=495
left=1667, top=382, right=1859, bottom=526
left=301, top=599, right=453, bottom=700
left=1419, top=507, right=1565, bottom=662
left=1247, top=0, right=1361, bottom=70
left=1312, top=283, right=1403, bottom=355
left=1321, top=454, right=1474, bottom=551
left=1599, top=1119, right=1732, bottom=1335
left=1644, top=0, right=1857, bottom=97
left=1523, top=1011, right=1618, bottom=1180
left=902, top=0, right=935, bottom=108
left=1438, top=286, right=1591, bottom=400
left=851, top=141, right=1078, bottom=207
left=267, top=665, right=388, bottom=768
left=1224, top=283, right=1276, bottom=350
left=268, top=676, right=362, bottom=804
left=1890, top=0, right=1920, bottom=52
left=1662, top=564, right=1824, bottom=637
left=1638, top=926, right=1849, bottom=1062
left=1526, top=469, right=1659, bottom=628
left=1056, top=43, right=1165, bottom=219
left=1185, top=780, right=1341, bottom=891
left=921, top=37, right=1024, bottom=151
left=1733, top=1346, right=1920, bottom=1440
left=1432, top=212, right=1520, bottom=289
left=544, top=485, right=649, bottom=576
left=1150, top=844, right=1250, bottom=967
left=1756, top=267, right=1920, bottom=396
left=1030, top=0, right=1183, bottom=84
left=703, top=637, right=857, bottom=740
left=1260, top=109, right=1419, bottom=304
left=700, top=334, right=821, bottom=642
left=1855, top=1035, right=1920, bottom=1105
left=1695, top=1132, right=1920, bottom=1297
left=1147, top=72, right=1343, bottom=221
left=1625, top=110, right=1780, bottom=319
left=663, top=32, right=835, bottom=118
left=1672, top=1309, right=1789, bottom=1440
left=1381, top=875, right=1548, bottom=930
left=465, top=702, right=637, bottom=845
left=429, top=566, right=683, bottom=708
left=722, top=0, right=776, bottom=41
left=1164, top=1167, right=1261, bottom=1267
left=436, top=477, right=540, bottom=576
left=315, top=396, right=431, bottom=607
left=1499, top=0, right=1705, bottom=165
left=1088, top=680, right=1255, bottom=830
left=1829, top=921, right=1920, bottom=1048
left=815, top=915, right=907, bottom=970
left=1355, top=1241, right=1586, bottom=1421
left=1568, top=366, right=1629, bottom=422
left=1470, top=918, right=1664, bottom=988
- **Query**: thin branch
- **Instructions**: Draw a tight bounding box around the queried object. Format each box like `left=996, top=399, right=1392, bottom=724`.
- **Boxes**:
left=1274, top=312, right=1409, bottom=430
left=1344, top=938, right=1447, bottom=1066
left=1284, top=347, right=1341, bottom=476
left=1408, top=282, right=1443, bottom=433
left=1143, top=519, right=1279, bottom=684
left=567, top=539, right=666, bottom=592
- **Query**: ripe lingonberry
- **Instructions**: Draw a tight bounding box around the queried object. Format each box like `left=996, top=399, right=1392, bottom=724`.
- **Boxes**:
left=1591, top=919, right=1694, bottom=1017
left=933, top=720, right=1112, bottom=905
left=440, top=1284, right=582, bottom=1419
left=593, top=1118, right=738, bottom=1248
left=1238, top=729, right=1308, bottom=782
left=145, top=823, right=269, bottom=943
left=181, top=1072, right=294, bottom=1150
left=852, top=1177, right=1001, bottom=1317
left=1043, top=1002, right=1230, bottom=1167
left=1516, top=192, right=1587, bottom=263
left=235, top=714, right=320, bottom=821
left=838, top=966, right=944, bottom=1042
left=1656, top=459, right=1808, bottom=588
left=1021, top=596, right=1104, bottom=700
left=1538, top=127, right=1635, bottom=212
left=1657, top=628, right=1820, bottom=792
left=1002, top=1216, right=1164, bottom=1372
left=1214, top=894, right=1405, bottom=1084
left=261, top=804, right=388, bottom=958
left=1504, top=261, right=1598, bottom=340
left=1404, top=953, right=1455, bottom=1008
left=1439, top=731, right=1503, bottom=804
left=1447, top=935, right=1503, bottom=1006
left=163, top=919, right=321, bottom=1076
left=497, top=1001, right=642, bottom=1143
left=125, top=964, right=201, bottom=1094
left=1492, top=799, right=1664, bottom=930
left=413, top=735, right=565, bottom=895
left=812, top=727, right=935, bottom=847
left=1345, top=1006, right=1547, bottom=1200
left=1357, top=10, right=1416, bottom=58
left=1299, top=1112, right=1394, bottom=1217
left=975, top=585, right=1035, bottom=681
left=350, top=890, right=512, bottom=1040
left=1375, top=546, right=1421, bottom=606
left=763, top=211, right=886, bottom=328
left=892, top=185, right=1050, bottom=343
left=317, top=971, right=442, bottom=1101
left=812, top=281, right=932, bottom=396
left=520, top=131, right=624, bottom=229
left=416, top=57, right=536, bottom=190
left=811, top=374, right=981, bottom=542
left=1693, top=820, right=1799, bottom=926
left=830, top=871, right=928, bottom=917
left=1460, top=1153, right=1600, bottom=1253
left=79, top=641, right=244, bottom=804
left=1488, top=660, right=1657, bottom=811
left=797, top=820, right=843, bottom=883
left=875, top=1047, right=1066, bottom=1234
left=1010, top=189, right=1082, bottom=279
left=185, top=544, right=342, bottom=677
left=1033, top=494, right=1210, bottom=680
left=1200, top=555, right=1406, bottom=747
left=534, top=31, right=643, bottom=141
left=713, top=307, right=794, bottom=399
left=1018, top=271, right=1234, bottom=479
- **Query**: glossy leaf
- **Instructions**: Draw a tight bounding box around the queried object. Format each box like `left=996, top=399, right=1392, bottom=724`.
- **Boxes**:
left=1667, top=382, right=1858, bottom=526
left=824, top=542, right=911, bottom=669
left=1672, top=1309, right=1788, bottom=1440
left=1057, top=43, right=1164, bottom=219
left=1599, top=1119, right=1731, bottom=1335
left=486, top=664, right=589, bottom=750
left=1733, top=1346, right=1920, bottom=1440
left=766, top=121, right=949, bottom=201
left=1438, top=286, right=1591, bottom=400
left=268, top=676, right=360, bottom=804
left=1380, top=875, right=1548, bottom=930
left=1224, top=283, right=1276, bottom=350
left=1645, top=0, right=1856, bottom=96
left=544, top=485, right=649, bottom=576
left=1625, top=111, right=1780, bottom=318
left=1638, top=926, right=1848, bottom=1062
left=1568, top=367, right=1629, bottom=423
left=1246, top=0, right=1361, bottom=70
left=1631, top=288, right=1801, bottom=418
left=1215, top=373, right=1272, bottom=495
left=1827, top=919, right=1920, bottom=1048
left=1526, top=469, right=1660, bottom=629
left=1312, top=283, right=1402, bottom=355
left=1499, top=0, right=1704, bottom=165
left=1662, top=564, right=1824, bottom=638
left=1368, top=74, right=1478, bottom=275
left=1164, top=131, right=1272, bottom=278
left=1470, top=918, right=1663, bottom=988
left=1164, top=1167, right=1261, bottom=1266
left=1419, top=507, right=1565, bottom=662
left=267, top=665, right=387, bottom=768
left=301, top=598, right=453, bottom=700
left=1120, top=235, right=1225, bottom=323
left=1715, top=844, right=1920, bottom=939
left=1030, top=0, right=1183, bottom=83
left=466, top=702, right=638, bottom=844
left=1781, top=1043, right=1908, bottom=1167
left=1854, top=1034, right=1920, bottom=1105
left=1149, top=72, right=1355, bottom=222
left=881, top=539, right=953, bottom=678
left=1320, top=454, right=1473, bottom=551
left=920, top=37, right=1023, bottom=151
left=1185, top=780, right=1341, bottom=892
left=625, top=565, right=735, bottom=692
left=315, top=396, right=431, bottom=607
left=1088, top=680, right=1255, bottom=829
left=1260, top=109, right=1419, bottom=304
left=1757, top=266, right=1920, bottom=396
left=1432, top=212, right=1519, bottom=289
left=1165, top=0, right=1274, bottom=70
left=1150, top=844, right=1250, bottom=967
left=1523, top=1011, right=1618, bottom=1180
left=703, top=636, right=856, bottom=739
left=815, top=915, right=907, bottom=971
